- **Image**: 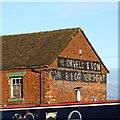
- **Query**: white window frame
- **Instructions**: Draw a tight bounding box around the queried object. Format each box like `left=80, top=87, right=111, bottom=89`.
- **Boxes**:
left=10, top=77, right=23, bottom=99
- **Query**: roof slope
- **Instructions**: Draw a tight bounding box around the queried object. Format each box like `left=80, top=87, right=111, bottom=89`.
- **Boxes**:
left=2, top=28, right=79, bottom=69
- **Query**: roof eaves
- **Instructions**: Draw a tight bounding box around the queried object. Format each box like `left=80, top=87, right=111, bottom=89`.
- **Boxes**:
left=2, top=65, right=49, bottom=70
left=80, top=29, right=109, bottom=73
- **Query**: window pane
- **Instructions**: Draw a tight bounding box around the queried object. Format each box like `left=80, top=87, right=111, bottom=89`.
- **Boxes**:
left=13, top=79, right=15, bottom=84
left=20, top=79, right=23, bottom=84
left=11, top=78, right=23, bottom=98
left=16, top=79, right=19, bottom=84
left=21, top=85, right=23, bottom=98
left=13, top=85, right=20, bottom=98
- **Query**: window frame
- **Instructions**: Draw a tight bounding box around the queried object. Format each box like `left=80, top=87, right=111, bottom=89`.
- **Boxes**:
left=10, top=77, right=23, bottom=99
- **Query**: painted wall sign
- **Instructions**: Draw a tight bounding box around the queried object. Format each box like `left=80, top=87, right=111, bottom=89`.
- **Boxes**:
left=57, top=57, right=101, bottom=72
left=50, top=69, right=106, bottom=83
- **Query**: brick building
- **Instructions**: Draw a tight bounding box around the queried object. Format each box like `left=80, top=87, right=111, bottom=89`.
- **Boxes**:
left=1, top=28, right=109, bottom=106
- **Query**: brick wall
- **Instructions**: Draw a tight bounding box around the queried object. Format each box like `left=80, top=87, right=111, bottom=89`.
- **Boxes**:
left=47, top=30, right=108, bottom=103
left=2, top=30, right=108, bottom=106
left=40, top=70, right=106, bottom=104
left=41, top=70, right=57, bottom=104
left=50, top=29, right=107, bottom=74
left=2, top=69, right=41, bottom=106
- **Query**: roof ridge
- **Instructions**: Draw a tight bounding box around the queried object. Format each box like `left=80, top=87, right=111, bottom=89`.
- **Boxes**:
left=1, top=27, right=81, bottom=37
left=2, top=27, right=80, bottom=69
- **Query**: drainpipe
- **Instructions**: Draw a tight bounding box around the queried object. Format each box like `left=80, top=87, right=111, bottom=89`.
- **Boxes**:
left=32, top=69, right=42, bottom=104
left=40, top=71, right=42, bottom=104
left=32, top=65, right=48, bottom=104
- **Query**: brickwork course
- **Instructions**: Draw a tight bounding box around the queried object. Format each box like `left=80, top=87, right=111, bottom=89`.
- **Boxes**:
left=1, top=28, right=109, bottom=106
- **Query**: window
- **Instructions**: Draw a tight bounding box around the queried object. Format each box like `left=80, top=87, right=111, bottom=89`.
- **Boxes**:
left=11, top=77, right=23, bottom=99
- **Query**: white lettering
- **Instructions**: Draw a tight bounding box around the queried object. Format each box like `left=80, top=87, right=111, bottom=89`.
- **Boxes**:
left=73, top=60, right=76, bottom=68
left=77, top=72, right=81, bottom=81
left=81, top=61, right=84, bottom=69
left=96, top=75, right=100, bottom=82
left=70, top=72, right=74, bottom=81
left=57, top=70, right=62, bottom=80
left=59, top=57, right=101, bottom=71
left=97, top=63, right=101, bottom=71
left=50, top=69, right=105, bottom=83
left=76, top=61, right=79, bottom=68
left=66, top=60, right=70, bottom=67
left=91, top=63, right=94, bottom=70
left=78, top=61, right=81, bottom=69
left=93, top=63, right=96, bottom=71
left=65, top=72, right=69, bottom=80
left=70, top=60, right=73, bottom=67
left=60, top=59, right=64, bottom=67
left=87, top=62, right=90, bottom=70
left=74, top=73, right=78, bottom=80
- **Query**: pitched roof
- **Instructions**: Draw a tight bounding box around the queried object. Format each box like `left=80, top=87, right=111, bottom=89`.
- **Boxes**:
left=2, top=28, right=79, bottom=69
left=2, top=28, right=109, bottom=73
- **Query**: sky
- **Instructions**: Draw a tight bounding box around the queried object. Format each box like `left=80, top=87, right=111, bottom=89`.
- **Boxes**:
left=1, top=2, right=119, bottom=100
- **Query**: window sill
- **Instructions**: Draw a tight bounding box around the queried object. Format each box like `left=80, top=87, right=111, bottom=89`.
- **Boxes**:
left=8, top=98, right=24, bottom=102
